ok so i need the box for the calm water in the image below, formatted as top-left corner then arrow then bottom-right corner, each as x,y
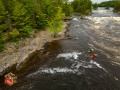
2,7 -> 120,90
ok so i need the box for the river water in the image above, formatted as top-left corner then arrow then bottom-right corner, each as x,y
2,7 -> 120,90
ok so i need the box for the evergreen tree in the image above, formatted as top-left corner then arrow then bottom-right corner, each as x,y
25,0 -> 47,29
40,0 -> 57,21
48,7 -> 65,37
0,0 -> 8,33
62,0 -> 73,17
72,0 -> 92,16
2,0 -> 14,31
0,0 -> 80,51
114,1 -> 120,13
0,0 -> 8,51
11,0 -> 31,39
12,0 -> 29,28
93,3 -> 99,10
99,1 -> 115,7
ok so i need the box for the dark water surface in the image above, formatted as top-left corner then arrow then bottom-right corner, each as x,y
1,8 -> 120,90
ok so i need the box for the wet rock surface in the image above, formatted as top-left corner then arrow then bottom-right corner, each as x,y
0,22 -> 68,76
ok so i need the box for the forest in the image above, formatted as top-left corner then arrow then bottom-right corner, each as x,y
0,0 -> 93,52
0,0 -> 120,52
93,0 -> 120,12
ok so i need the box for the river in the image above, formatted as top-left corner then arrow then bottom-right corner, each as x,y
2,7 -> 120,90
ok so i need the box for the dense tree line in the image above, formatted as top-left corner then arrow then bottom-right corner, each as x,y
0,0 -> 73,51
92,3 -> 99,10
98,0 -> 120,12
0,0 -> 92,51
114,0 -> 120,13
71,0 -> 92,17
99,1 -> 115,7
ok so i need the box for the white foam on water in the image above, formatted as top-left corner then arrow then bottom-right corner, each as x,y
87,17 -> 111,25
94,25 -> 100,29
86,17 -> 120,28
113,17 -> 120,22
78,63 -> 93,68
27,60 -> 104,78
27,51 -> 105,78
73,18 -> 79,21
72,60 -> 103,69
90,60 -> 103,69
41,68 -> 75,74
57,52 -> 82,60
72,61 -> 93,69
27,67 -> 78,78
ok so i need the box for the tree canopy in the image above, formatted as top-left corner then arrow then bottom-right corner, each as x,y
0,0 -> 72,51
0,0 -> 93,51
113,0 -> 120,13
71,0 -> 92,16
99,1 -> 115,7
98,0 -> 120,12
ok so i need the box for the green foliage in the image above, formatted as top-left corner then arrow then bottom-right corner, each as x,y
114,1 -> 120,13
20,25 -> 32,38
99,1 -> 115,7
0,29 -> 2,36
35,14 -> 48,29
0,24 -> 8,31
48,20 -> 63,37
0,0 -> 79,51
2,0 -> 13,14
62,2 -> 73,17
72,0 -> 92,16
0,28 -> 4,42
98,0 -> 120,13
12,0 -> 30,28
25,0 -> 47,29
40,0 -> 58,21
9,28 -> 20,42
0,39 -> 4,52
10,0 -> 32,41
48,7 -> 65,37
93,3 -> 99,10
0,0 -> 8,32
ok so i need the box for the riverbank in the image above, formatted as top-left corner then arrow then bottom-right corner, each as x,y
0,22 -> 69,76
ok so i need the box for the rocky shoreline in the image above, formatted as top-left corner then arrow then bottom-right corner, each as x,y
0,22 -> 69,76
